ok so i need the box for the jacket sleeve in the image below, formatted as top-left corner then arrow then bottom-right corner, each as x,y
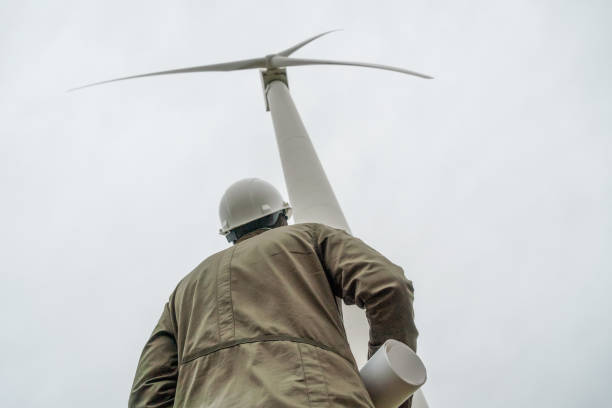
312,224 -> 418,357
128,302 -> 178,408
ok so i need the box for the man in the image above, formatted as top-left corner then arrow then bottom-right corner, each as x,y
129,178 -> 418,407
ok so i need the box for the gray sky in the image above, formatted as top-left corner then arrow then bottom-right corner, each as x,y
1,1 -> 611,407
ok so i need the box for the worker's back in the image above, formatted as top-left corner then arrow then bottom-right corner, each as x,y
129,223 -> 417,408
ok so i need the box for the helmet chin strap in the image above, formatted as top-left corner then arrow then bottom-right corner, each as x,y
227,211 -> 285,243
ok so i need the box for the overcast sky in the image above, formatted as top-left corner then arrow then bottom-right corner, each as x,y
1,1 -> 611,407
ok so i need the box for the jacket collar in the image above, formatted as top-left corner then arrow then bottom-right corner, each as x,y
235,228 -> 271,244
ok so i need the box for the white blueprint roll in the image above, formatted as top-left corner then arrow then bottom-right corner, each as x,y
359,339 -> 427,408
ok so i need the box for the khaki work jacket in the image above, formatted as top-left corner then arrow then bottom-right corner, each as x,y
129,223 -> 418,408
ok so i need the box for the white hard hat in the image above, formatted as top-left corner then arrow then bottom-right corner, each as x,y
218,178 -> 292,236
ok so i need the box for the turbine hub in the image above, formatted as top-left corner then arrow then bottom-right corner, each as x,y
264,54 -> 277,69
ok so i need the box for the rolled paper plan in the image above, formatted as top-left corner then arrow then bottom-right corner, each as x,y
359,339 -> 427,408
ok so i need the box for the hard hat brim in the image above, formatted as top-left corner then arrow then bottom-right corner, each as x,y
219,205 -> 292,235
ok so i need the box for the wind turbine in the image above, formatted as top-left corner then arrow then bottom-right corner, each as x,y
73,31 -> 432,407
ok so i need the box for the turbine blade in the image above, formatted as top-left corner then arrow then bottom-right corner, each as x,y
276,30 -> 341,57
270,56 -> 433,79
69,57 -> 266,91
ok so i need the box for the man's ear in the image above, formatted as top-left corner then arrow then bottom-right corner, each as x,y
276,213 -> 288,227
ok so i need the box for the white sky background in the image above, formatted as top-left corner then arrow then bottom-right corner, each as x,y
1,1 -> 611,407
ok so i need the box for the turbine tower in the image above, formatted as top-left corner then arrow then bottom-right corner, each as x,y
73,31 -> 432,407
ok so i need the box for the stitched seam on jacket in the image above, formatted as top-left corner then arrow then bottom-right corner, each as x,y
297,343 -> 313,408
215,256 -> 221,341
228,246 -> 236,338
180,335 -> 348,365
216,247 -> 235,341
314,346 -> 331,405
